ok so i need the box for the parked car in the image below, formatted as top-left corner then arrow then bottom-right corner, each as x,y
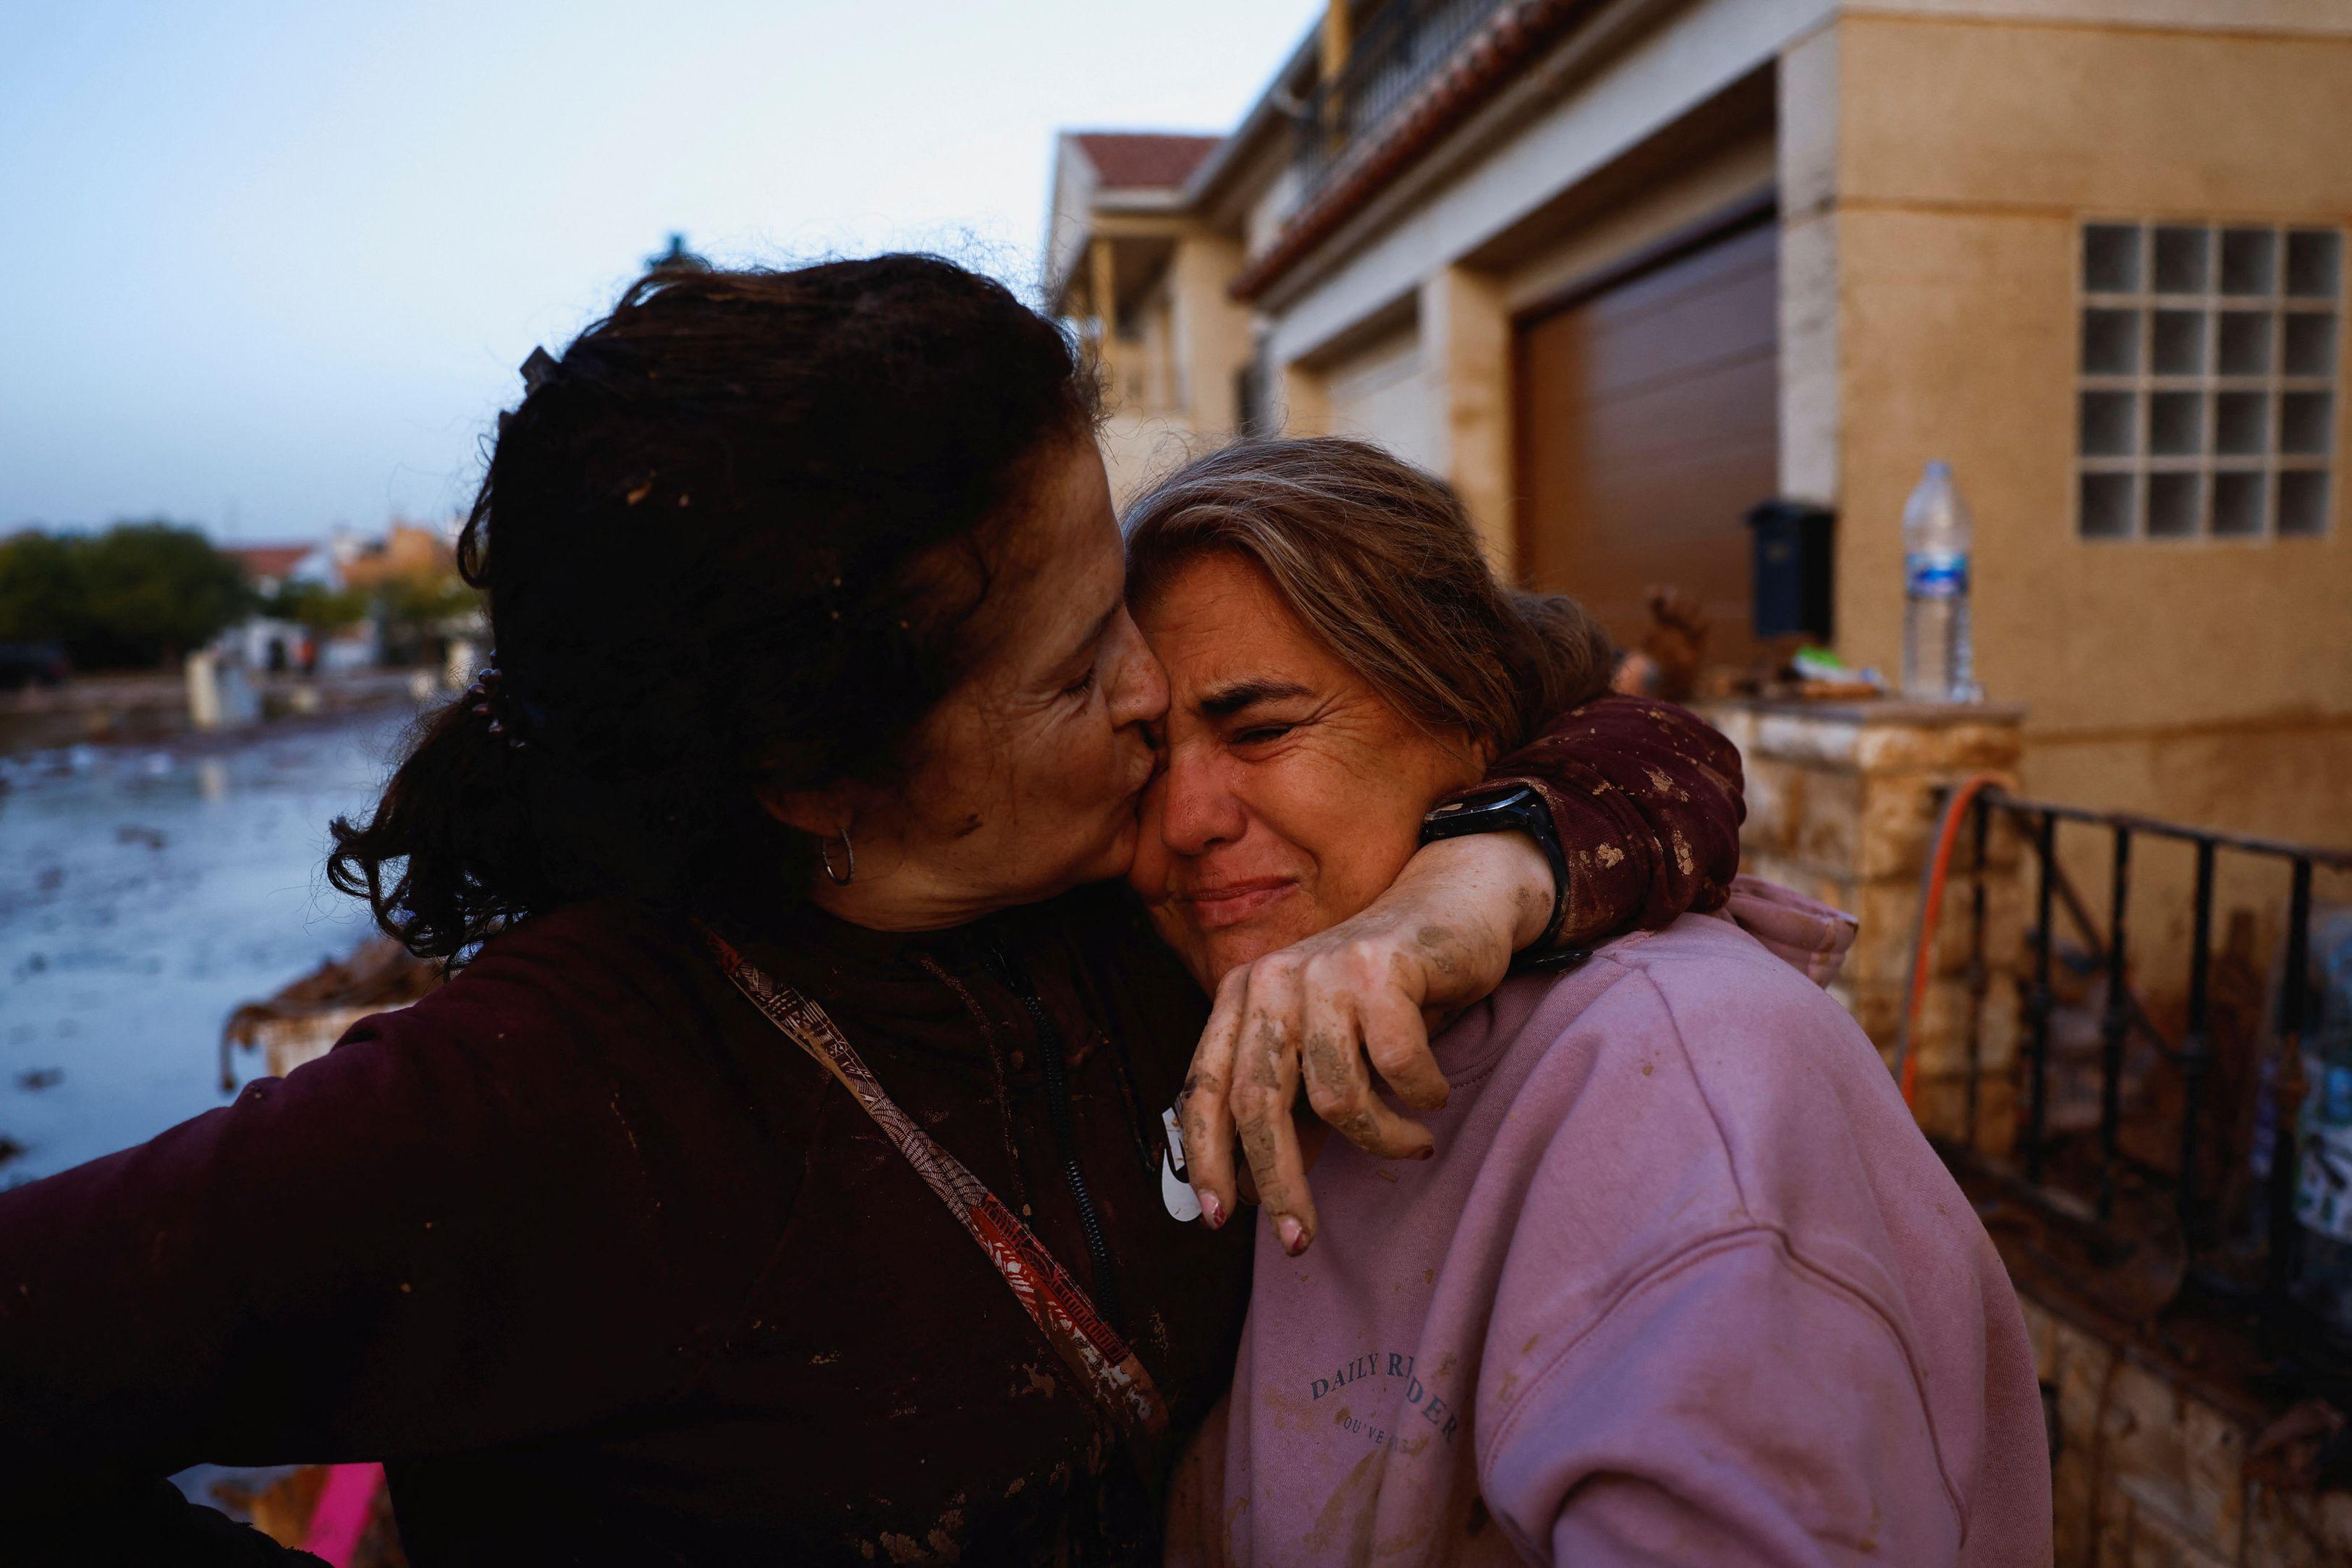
0,643 -> 69,691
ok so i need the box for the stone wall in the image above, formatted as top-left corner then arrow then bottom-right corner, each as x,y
1704,694 -> 2352,1565
1702,696 -> 2031,1150
2023,1292 -> 2352,1567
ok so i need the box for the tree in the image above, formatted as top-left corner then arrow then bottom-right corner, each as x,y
72,522 -> 253,667
0,531 -> 81,644
374,572 -> 482,668
266,580 -> 369,635
0,522 -> 252,669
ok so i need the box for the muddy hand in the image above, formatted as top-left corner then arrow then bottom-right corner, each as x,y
1177,831 -> 1552,1255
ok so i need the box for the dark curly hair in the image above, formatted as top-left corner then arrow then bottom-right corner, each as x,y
329,255 -> 1099,962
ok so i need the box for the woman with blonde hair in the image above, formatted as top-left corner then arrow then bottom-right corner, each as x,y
1130,438 -> 2049,1567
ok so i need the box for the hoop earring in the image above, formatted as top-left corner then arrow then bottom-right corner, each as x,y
820,830 -> 856,886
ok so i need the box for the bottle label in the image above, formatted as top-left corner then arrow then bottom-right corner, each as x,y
1905,550 -> 1968,599
2295,1061 -> 2352,1243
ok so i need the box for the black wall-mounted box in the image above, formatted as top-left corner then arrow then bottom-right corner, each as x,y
1746,499 -> 1835,642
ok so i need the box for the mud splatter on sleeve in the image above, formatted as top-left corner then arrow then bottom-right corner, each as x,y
1436,695 -> 1744,948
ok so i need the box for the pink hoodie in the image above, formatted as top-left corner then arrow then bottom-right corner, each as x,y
1168,899 -> 2050,1567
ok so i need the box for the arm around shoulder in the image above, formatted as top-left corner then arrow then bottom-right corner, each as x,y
1440,694 -> 1743,947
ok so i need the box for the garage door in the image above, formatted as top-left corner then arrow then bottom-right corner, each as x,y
1513,216 -> 1779,662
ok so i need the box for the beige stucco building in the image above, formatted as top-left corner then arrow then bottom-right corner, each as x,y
1045,0 -> 2352,881
1052,17 -> 2352,1551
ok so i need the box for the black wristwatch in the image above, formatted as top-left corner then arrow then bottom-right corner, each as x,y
1419,784 -> 1572,955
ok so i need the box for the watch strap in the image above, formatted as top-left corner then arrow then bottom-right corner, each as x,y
1419,784 -> 1572,952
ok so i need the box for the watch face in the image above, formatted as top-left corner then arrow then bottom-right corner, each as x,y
1426,787 -> 1534,825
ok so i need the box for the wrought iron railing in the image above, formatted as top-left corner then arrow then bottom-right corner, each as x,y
1938,786 -> 2352,1380
1293,0 -> 1510,202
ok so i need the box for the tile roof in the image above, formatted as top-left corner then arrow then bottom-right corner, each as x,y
1072,131 -> 1224,191
225,544 -> 319,581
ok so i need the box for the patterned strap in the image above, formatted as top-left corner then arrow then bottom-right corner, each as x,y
697,923 -> 1168,1446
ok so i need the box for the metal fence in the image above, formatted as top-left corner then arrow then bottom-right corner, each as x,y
1939,787 -> 2352,1378
1293,0 -> 1510,202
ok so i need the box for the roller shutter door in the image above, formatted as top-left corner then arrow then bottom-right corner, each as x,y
1513,216 -> 1779,661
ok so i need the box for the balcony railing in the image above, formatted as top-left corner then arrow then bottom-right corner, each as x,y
1937,786 -> 2352,1391
1293,0 -> 1510,203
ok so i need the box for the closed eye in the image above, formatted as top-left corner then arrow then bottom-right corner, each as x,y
1232,722 -> 1295,746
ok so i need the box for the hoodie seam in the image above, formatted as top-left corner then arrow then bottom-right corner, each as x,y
1609,960 -> 1970,1536
1478,1224 -> 1969,1543
1633,967 -> 1756,1218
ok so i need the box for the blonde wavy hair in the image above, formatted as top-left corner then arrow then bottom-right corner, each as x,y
1122,437 -> 1615,753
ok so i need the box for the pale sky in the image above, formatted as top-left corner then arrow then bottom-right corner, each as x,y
0,1 -> 1317,543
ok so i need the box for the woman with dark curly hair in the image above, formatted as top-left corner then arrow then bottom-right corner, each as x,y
0,256 -> 1743,1565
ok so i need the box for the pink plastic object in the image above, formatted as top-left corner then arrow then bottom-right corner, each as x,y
301,1462 -> 385,1565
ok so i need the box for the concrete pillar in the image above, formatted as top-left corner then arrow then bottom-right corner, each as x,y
1138,289 -> 1172,412
1169,234 -> 1254,436
187,650 -> 258,731
1701,696 -> 2031,1152
1273,359 -> 1329,438
1421,265 -> 1515,575
1090,237 -> 1120,406
1777,25 -> 1840,507
1321,0 -> 1351,84
1320,0 -> 1353,142
185,650 -> 222,731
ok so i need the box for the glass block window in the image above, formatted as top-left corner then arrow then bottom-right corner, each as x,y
2078,221 -> 2341,540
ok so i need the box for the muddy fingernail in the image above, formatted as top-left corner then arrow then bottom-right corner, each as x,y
1277,1216 -> 1306,1255
1415,1145 -> 1435,1161
1201,1192 -> 1225,1229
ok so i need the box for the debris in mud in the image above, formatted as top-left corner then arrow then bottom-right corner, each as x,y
15,1069 -> 61,1091
222,935 -> 442,1083
114,824 -> 167,849
0,1133 -> 25,1166
2249,1399 -> 2352,1491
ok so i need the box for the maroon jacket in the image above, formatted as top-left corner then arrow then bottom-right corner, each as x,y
0,698 -> 1742,1566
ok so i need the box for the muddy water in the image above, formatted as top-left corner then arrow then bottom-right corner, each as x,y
0,707 -> 419,1185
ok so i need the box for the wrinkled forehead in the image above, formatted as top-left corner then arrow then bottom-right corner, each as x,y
1134,550 -> 1345,715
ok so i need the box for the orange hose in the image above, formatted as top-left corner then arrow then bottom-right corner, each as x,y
1899,772 -> 2010,1109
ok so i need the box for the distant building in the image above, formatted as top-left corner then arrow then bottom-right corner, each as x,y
336,518 -> 479,672
1045,0 -> 2352,857
216,520 -> 468,674
334,520 -> 458,594
219,543 -> 336,671
221,543 -> 333,600
1046,130 -> 1254,500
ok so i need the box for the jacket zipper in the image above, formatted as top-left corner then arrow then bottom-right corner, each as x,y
991,938 -> 1126,1337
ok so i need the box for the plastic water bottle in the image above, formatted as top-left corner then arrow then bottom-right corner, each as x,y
1901,461 -> 1977,702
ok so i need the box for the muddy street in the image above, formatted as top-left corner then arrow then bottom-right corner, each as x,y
0,708 -> 419,1185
